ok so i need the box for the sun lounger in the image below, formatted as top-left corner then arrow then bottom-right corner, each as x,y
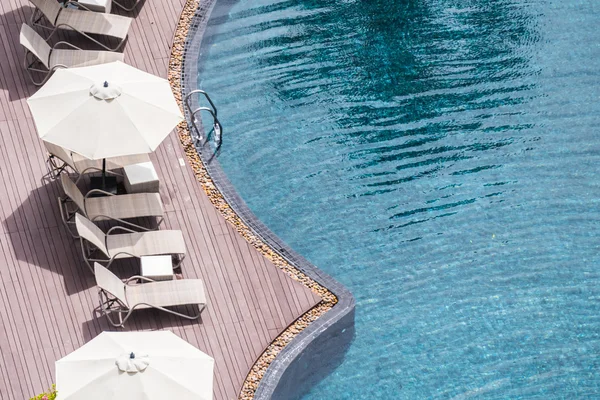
19,24 -> 123,86
29,0 -> 132,51
44,141 -> 150,180
95,262 -> 206,327
76,214 -> 186,272
59,174 -> 164,237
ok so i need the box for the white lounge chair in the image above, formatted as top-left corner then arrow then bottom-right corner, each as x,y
59,174 -> 164,237
95,263 -> 206,328
76,214 -> 186,272
44,141 -> 150,181
29,0 -> 133,51
20,24 -> 123,86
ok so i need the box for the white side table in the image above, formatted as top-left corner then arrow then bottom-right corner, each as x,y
77,0 -> 112,13
124,161 -> 160,194
140,255 -> 173,281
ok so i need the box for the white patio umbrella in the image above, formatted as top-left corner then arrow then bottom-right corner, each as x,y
55,331 -> 214,400
27,61 -> 183,184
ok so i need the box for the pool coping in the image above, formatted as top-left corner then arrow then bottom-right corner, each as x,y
169,0 -> 356,398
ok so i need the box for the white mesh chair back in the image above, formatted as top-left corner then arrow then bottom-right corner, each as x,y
75,214 -> 109,256
60,174 -> 86,212
94,263 -> 128,306
29,0 -> 61,24
19,24 -> 51,68
44,141 -> 77,171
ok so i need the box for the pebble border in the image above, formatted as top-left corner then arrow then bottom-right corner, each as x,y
167,1 -> 349,399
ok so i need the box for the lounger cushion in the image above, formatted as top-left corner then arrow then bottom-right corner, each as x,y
56,8 -> 132,40
126,280 -> 206,310
107,230 -> 186,259
85,192 -> 164,221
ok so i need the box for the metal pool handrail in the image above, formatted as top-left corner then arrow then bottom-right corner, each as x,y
184,89 -> 223,149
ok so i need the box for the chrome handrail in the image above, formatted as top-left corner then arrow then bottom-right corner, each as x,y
185,89 -> 218,116
183,89 -> 223,149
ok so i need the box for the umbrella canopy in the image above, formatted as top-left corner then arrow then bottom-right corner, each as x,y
56,331 -> 214,400
27,61 -> 184,160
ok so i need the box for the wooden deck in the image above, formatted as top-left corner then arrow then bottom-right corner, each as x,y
0,1 -> 321,399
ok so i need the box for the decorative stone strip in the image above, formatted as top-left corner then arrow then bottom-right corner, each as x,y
168,1 -> 354,399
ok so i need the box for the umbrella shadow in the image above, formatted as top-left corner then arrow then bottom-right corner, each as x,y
2,180 -> 100,295
3,177 -> 205,336
3,178 -> 158,296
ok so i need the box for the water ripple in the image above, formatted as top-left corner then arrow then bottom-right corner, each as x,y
198,0 -> 600,398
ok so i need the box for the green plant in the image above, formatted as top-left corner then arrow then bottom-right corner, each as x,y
30,384 -> 57,400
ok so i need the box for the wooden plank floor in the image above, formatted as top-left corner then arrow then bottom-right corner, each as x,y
0,1 -> 321,399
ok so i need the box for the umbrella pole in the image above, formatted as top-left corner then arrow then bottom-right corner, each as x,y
102,158 -> 106,190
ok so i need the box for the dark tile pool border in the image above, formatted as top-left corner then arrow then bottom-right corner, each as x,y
174,0 -> 356,398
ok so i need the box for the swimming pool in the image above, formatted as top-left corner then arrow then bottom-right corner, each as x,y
197,0 -> 600,398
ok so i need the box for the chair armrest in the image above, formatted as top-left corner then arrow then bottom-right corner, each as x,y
107,226 -> 137,235
125,275 -> 156,284
52,41 -> 83,51
85,189 -> 115,198
50,64 -> 68,72
91,215 -> 155,232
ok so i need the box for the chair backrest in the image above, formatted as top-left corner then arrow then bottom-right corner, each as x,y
44,141 -> 77,171
19,24 -> 51,68
29,0 -> 61,25
75,214 -> 108,256
60,173 -> 86,212
94,263 -> 128,306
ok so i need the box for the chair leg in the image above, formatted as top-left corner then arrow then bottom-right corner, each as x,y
41,26 -> 60,42
57,197 -> 80,239
80,240 -> 96,274
98,291 -> 131,328
23,51 -> 51,87
80,240 -> 112,273
30,8 -> 54,32
44,156 -> 67,180
26,67 -> 51,86
108,308 -> 132,328
103,306 -> 130,328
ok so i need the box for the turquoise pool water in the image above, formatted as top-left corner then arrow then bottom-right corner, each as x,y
197,0 -> 600,398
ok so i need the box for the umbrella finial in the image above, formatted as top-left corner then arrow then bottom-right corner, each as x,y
90,82 -> 122,100
116,352 -> 150,373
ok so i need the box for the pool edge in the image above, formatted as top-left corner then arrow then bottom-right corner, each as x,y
169,1 -> 356,399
